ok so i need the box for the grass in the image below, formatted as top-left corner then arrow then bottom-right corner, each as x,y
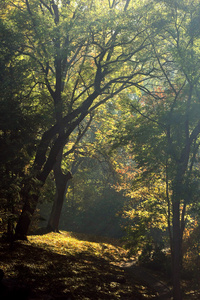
0,231 -> 156,299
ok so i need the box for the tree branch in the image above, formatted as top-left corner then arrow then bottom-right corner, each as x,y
64,113 -> 93,157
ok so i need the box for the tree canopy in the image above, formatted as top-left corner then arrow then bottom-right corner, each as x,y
1,1 -> 200,299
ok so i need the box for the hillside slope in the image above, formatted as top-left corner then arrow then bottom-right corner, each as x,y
0,231 -> 156,299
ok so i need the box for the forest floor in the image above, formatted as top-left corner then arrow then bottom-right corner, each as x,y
0,231 -> 199,299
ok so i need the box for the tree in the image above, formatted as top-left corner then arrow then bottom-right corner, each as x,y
47,114 -> 93,232
1,0 -> 156,239
111,1 -> 200,298
0,15 -> 44,238
47,95 -> 126,232
150,3 -> 200,298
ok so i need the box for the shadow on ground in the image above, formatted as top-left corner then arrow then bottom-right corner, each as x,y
0,233 -> 157,299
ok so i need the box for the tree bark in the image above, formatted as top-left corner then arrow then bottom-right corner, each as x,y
47,172 -> 72,232
47,149 -> 72,232
172,199 -> 182,300
14,95 -> 98,240
14,179 -> 44,240
171,169 -> 185,300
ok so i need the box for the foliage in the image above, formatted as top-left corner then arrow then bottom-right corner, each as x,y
38,98 -> 133,236
39,151 -> 127,238
106,1 -> 200,297
182,220 -> 200,278
1,1 -> 200,298
0,16 -> 44,235
138,242 -> 170,274
0,0 -> 159,239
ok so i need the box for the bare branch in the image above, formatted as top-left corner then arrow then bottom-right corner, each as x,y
64,113 -> 93,157
124,0 -> 131,11
130,104 -> 165,128
39,0 -> 54,15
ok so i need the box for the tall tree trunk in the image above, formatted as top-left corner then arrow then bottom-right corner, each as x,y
171,171 -> 184,300
47,171 -> 72,232
172,200 -> 182,300
47,112 -> 92,232
47,149 -> 72,232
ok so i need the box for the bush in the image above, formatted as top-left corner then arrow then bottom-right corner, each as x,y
138,242 -> 171,274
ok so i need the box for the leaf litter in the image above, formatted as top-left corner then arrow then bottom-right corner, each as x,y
0,231 -> 156,299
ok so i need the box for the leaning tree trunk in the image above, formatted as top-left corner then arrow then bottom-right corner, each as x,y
14,178 -> 44,240
14,91 -> 99,240
14,132 -> 68,240
47,149 -> 72,232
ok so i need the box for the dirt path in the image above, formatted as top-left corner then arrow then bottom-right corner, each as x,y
120,260 -> 172,299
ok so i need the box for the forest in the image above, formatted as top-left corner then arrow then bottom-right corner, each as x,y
1,0 -> 200,299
